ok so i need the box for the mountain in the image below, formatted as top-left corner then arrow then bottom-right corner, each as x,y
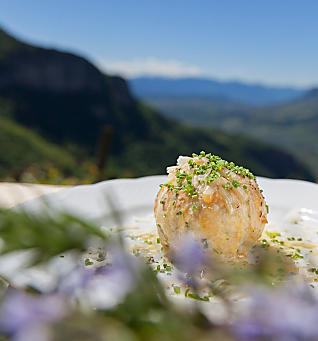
141,89 -> 318,179
0,116 -> 76,180
139,96 -> 250,127
0,27 -> 314,182
129,77 -> 305,106
218,90 -> 318,178
0,28 -> 150,152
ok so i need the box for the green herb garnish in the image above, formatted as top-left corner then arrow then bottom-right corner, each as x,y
213,248 -> 222,255
85,258 -> 94,266
266,232 -> 281,239
232,180 -> 240,188
160,152 -> 255,198
173,286 -> 181,294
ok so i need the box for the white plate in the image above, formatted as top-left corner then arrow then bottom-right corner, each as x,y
17,175 -> 318,226
5,176 -> 318,301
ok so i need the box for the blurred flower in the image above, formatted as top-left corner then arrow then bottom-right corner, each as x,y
14,324 -> 52,341
86,248 -> 139,309
0,289 -> 67,341
57,265 -> 93,295
170,235 -> 208,288
58,247 -> 139,309
171,235 -> 208,275
232,283 -> 318,341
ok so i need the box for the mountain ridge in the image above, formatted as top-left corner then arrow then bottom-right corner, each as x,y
130,76 -> 306,106
139,88 -> 318,179
0,27 -> 314,181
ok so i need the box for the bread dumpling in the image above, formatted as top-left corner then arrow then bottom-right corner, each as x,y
154,152 -> 268,261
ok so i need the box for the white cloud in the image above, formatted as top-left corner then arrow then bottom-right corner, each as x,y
94,57 -> 315,88
96,58 -> 203,78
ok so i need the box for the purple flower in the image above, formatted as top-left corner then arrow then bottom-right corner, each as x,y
86,248 -> 139,309
171,235 -> 208,275
57,265 -> 93,295
169,235 -> 208,289
57,247 -> 139,309
232,284 -> 318,340
14,324 -> 52,341
0,289 -> 67,341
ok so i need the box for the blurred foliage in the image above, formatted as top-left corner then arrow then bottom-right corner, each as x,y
0,209 -> 106,265
0,208 -> 303,341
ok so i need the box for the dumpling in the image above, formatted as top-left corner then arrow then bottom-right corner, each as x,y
154,152 -> 268,261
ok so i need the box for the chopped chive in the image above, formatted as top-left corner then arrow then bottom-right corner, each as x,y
213,248 -> 222,255
266,232 -> 281,238
173,286 -> 181,294
85,258 -> 94,266
232,180 -> 240,188
165,265 -> 172,271
160,152 -> 255,198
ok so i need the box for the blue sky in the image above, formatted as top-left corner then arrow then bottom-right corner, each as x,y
0,0 -> 317,87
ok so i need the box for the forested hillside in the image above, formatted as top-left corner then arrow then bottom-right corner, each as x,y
0,28 -> 314,182
141,89 -> 318,179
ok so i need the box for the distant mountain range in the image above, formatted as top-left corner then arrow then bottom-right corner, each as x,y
0,27 -> 314,182
130,76 -> 307,106
135,81 -> 318,179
